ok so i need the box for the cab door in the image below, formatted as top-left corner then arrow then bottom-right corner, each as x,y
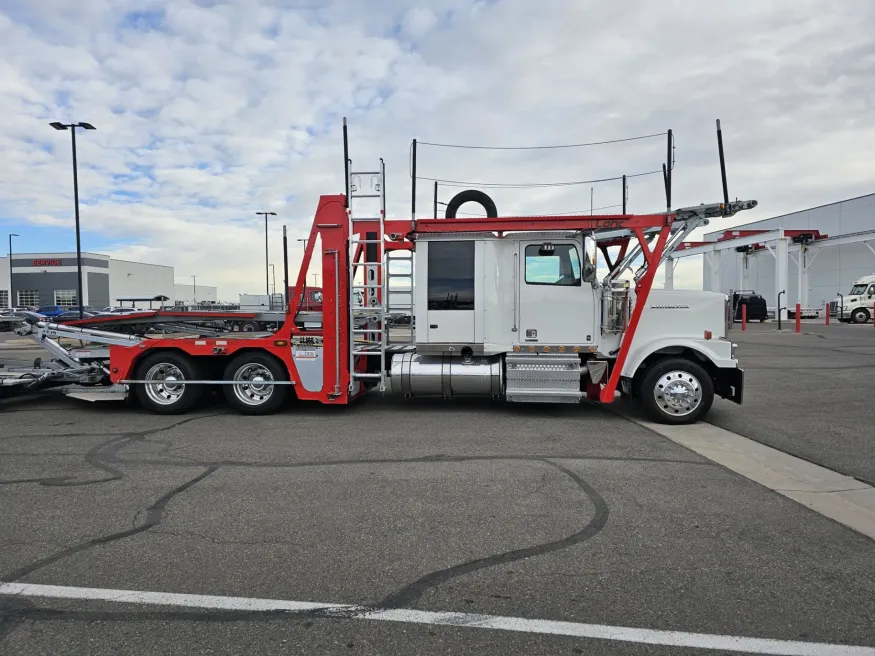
517,239 -> 596,346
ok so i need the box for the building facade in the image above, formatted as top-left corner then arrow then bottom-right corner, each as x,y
173,282 -> 218,305
700,193 -> 875,309
1,252 -> 197,309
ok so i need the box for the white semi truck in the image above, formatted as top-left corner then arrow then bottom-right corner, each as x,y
836,274 -> 875,324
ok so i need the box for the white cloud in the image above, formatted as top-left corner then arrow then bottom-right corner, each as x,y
1,0 -> 873,298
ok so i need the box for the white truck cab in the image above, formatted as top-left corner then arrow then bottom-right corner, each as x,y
392,229 -> 742,424
837,274 -> 875,324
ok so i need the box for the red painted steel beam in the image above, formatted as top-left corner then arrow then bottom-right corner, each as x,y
599,224 -> 671,403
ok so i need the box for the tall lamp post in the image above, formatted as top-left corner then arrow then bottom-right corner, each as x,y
191,275 -> 196,305
8,233 -> 18,309
255,211 -> 276,298
50,121 -> 96,319
269,264 -> 276,296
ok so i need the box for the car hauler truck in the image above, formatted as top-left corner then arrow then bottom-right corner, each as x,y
3,119 -> 754,424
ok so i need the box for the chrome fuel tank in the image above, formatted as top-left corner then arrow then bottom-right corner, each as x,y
389,352 -> 503,398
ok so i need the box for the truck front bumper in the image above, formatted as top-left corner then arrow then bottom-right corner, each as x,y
715,366 -> 744,405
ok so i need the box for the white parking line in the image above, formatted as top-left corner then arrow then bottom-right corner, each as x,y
634,419 -> 875,541
1,582 -> 872,655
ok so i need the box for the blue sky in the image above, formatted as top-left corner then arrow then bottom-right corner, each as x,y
2,0 -> 874,296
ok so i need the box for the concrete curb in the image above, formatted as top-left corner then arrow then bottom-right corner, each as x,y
636,419 -> 875,542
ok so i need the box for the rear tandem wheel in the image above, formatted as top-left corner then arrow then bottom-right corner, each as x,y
133,351 -> 203,415
222,352 -> 289,415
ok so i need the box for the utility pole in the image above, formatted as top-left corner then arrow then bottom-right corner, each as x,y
191,275 -> 196,305
255,211 -> 276,298
8,233 -> 19,308
50,121 -> 96,318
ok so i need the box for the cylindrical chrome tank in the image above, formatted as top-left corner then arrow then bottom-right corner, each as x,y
389,352 -> 503,398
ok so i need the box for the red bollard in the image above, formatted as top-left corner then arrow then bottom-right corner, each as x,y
741,303 -> 747,331
825,302 -> 830,326
795,303 -> 801,333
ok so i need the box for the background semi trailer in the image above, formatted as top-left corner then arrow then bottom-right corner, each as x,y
2,118 -> 753,424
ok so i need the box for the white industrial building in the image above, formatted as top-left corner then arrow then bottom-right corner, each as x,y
174,282 -> 218,305
1,252 -> 217,309
667,193 -> 875,318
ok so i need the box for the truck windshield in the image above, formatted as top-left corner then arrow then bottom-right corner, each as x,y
849,284 -> 868,295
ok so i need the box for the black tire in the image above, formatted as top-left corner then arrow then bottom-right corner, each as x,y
445,189 -> 498,219
222,352 -> 289,415
133,351 -> 203,415
851,308 -> 870,324
639,358 -> 714,425
240,320 -> 260,332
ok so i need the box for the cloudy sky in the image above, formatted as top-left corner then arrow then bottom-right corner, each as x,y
1,0 -> 873,298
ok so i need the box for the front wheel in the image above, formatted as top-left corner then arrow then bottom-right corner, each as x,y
134,352 -> 203,415
639,358 -> 714,425
222,353 -> 289,415
851,308 -> 870,324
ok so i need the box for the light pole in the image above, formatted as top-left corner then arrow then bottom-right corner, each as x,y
191,275 -> 196,305
312,273 -> 320,286
7,233 -> 18,309
50,121 -> 96,319
255,211 -> 276,298
269,264 -> 276,296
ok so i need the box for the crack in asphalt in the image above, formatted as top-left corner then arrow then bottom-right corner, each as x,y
0,409 -> 693,633
1,466 -> 218,584
0,414 -> 227,487
376,459 -> 610,609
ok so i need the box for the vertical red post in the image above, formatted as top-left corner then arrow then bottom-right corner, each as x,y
795,303 -> 801,333
825,302 -> 830,326
741,303 -> 747,331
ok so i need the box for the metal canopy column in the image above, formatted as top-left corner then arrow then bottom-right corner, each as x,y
775,228 -> 789,320
737,251 -> 744,291
708,247 -> 725,293
664,257 -> 675,290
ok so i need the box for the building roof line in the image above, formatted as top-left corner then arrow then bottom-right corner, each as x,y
704,191 -> 875,238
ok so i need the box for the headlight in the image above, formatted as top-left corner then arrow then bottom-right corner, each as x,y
731,342 -> 738,359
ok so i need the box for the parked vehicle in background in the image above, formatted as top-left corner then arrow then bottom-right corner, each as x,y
298,287 -> 323,311
99,307 -> 141,315
36,305 -> 68,317
55,311 -> 98,323
731,291 -> 768,322
836,274 -> 875,324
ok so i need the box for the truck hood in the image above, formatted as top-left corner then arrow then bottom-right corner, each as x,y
636,289 -> 728,339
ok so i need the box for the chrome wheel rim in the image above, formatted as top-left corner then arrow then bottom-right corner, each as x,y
653,370 -> 702,417
233,363 -> 275,406
144,363 -> 186,406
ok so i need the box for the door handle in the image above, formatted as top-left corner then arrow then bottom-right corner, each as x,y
429,324 -> 438,329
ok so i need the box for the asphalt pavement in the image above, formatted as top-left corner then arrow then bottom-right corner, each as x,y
708,321 -> 875,485
2,387 -> 875,655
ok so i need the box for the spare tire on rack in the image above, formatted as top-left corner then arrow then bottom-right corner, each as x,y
445,190 -> 498,219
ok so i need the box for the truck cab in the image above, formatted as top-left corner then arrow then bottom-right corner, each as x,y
837,274 -> 875,324
392,229 -> 742,424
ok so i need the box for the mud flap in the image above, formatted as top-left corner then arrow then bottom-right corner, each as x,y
715,367 -> 744,405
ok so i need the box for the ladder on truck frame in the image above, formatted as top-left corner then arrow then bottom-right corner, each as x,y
347,159 -> 388,391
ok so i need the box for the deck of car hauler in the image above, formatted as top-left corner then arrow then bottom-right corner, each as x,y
3,118 -> 754,423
